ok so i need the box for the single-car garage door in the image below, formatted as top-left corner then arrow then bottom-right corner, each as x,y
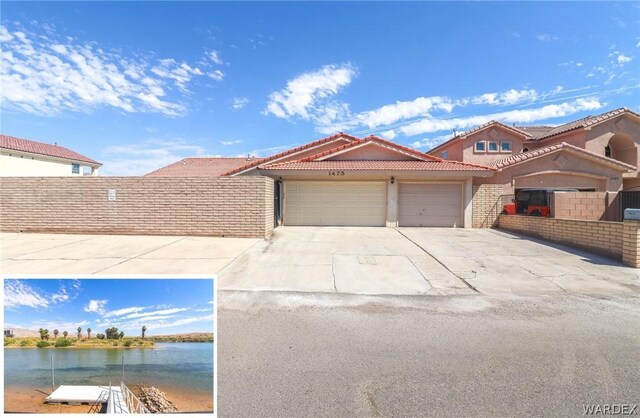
284,181 -> 386,226
398,183 -> 463,227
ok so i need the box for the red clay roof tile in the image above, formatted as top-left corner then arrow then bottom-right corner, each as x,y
0,134 -> 101,165
145,157 -> 252,177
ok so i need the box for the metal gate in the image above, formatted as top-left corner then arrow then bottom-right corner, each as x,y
620,191 -> 640,219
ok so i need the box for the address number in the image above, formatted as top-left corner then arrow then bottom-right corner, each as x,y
328,171 -> 345,176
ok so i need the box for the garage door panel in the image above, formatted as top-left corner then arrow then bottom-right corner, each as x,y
398,183 -> 463,227
285,181 -> 386,226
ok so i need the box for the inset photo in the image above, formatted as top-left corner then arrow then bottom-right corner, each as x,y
3,278 -> 215,414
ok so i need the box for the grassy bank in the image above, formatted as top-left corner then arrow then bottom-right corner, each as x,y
148,332 -> 214,343
4,337 -> 155,349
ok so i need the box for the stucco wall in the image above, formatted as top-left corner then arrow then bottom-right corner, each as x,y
0,177 -> 275,238
461,127 -> 526,165
0,152 -> 90,177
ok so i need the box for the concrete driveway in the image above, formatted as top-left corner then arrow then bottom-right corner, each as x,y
0,232 -> 258,275
218,226 -> 640,297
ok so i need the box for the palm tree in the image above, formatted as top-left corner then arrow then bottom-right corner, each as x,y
87,328 -> 92,339
43,329 -> 49,341
77,326 -> 82,339
63,331 -> 68,338
53,329 -> 59,339
39,328 -> 44,340
119,331 -> 124,340
142,326 -> 147,339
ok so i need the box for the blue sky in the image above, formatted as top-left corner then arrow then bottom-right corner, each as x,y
1,2 -> 638,175
4,279 -> 214,336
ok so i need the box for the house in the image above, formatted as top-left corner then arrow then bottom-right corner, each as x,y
429,108 -> 640,193
222,134 -> 496,227
0,134 -> 101,177
145,157 -> 252,177
4,330 -> 14,338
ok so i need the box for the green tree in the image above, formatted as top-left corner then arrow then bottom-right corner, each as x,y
43,329 -> 49,341
87,328 -> 92,339
119,331 -> 124,339
36,340 -> 50,348
77,326 -> 82,339
63,331 -> 68,338
142,326 -> 147,339
39,328 -> 44,340
53,329 -> 59,339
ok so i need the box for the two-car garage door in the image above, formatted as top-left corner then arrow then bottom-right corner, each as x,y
283,181 -> 463,227
284,181 -> 386,226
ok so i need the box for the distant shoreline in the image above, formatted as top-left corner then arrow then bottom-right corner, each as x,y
4,333 -> 214,349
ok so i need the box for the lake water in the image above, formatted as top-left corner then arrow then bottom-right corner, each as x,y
4,343 -> 214,393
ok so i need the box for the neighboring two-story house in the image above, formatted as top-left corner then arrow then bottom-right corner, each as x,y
429,108 -> 640,194
0,134 -> 101,177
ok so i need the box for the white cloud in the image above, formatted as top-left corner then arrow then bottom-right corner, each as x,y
208,50 -> 224,65
84,299 -> 108,315
400,98 -> 603,136
411,134 -> 455,150
0,22 -> 213,117
4,280 -> 49,309
536,34 -> 558,42
380,129 -> 397,140
468,89 -> 537,106
100,138 -> 210,176
104,306 -> 145,318
265,63 -> 357,120
355,96 -> 454,129
220,139 -> 242,146
232,97 -> 249,110
617,54 -> 632,64
124,308 -> 188,319
208,70 -> 224,81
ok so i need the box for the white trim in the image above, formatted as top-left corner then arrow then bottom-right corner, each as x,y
487,141 -> 499,153
474,141 -> 486,153
500,140 -> 512,153
513,170 -> 608,181
0,148 -> 101,168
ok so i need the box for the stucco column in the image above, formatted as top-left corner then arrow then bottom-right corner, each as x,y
386,179 -> 398,227
623,220 -> 640,268
464,178 -> 473,228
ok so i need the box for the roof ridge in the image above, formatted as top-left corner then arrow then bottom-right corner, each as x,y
221,132 -> 361,176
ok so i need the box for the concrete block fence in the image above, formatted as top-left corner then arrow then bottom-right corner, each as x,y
0,176 -> 275,238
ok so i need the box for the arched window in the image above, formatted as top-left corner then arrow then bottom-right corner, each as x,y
605,145 -> 611,158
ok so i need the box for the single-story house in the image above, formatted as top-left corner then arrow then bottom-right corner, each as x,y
147,108 -> 638,228
0,134 -> 101,176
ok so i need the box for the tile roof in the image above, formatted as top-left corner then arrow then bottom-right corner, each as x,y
260,160 -> 495,172
221,132 -> 360,176
299,135 -> 438,162
489,142 -> 636,171
515,125 -> 554,139
0,134 -> 101,165
428,120 -> 531,153
534,107 -> 638,141
145,157 -> 252,177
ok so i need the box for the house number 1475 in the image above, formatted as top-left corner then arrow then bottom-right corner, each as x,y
328,171 -> 345,176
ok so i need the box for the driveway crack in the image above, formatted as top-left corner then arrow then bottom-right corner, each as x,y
91,236 -> 190,274
395,229 -> 479,293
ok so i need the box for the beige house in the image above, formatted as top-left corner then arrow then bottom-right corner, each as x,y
429,108 -> 640,193
0,134 -> 101,177
222,134 -> 495,227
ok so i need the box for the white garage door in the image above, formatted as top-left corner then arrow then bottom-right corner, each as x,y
284,181 -> 386,226
398,183 -> 463,227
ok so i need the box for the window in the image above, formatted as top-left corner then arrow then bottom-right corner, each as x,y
441,151 -> 448,159
474,141 -> 486,153
605,145 -> 611,158
488,141 -> 498,152
72,163 -> 80,174
500,141 -> 512,153
522,147 -> 529,152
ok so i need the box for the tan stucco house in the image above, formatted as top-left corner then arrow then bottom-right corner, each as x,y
429,108 -> 640,193
0,134 -> 101,177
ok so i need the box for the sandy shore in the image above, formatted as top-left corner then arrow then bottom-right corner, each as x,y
4,385 -> 213,413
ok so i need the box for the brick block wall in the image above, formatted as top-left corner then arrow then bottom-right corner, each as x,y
498,215 -> 623,260
551,192 -> 611,221
472,184 -> 504,228
0,177 -> 275,238
623,220 -> 640,267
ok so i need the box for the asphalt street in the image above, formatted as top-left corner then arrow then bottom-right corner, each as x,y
218,292 -> 640,417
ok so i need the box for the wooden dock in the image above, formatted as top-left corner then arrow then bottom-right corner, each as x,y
45,383 -> 147,413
